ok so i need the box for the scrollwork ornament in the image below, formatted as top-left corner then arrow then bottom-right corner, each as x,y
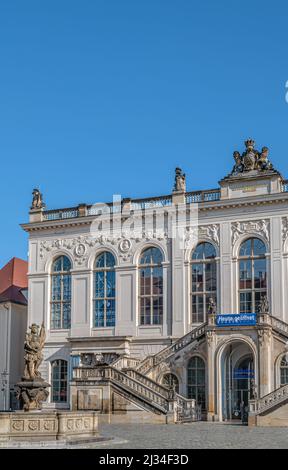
231,220 -> 269,247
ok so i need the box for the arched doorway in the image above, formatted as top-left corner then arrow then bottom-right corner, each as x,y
220,341 -> 255,421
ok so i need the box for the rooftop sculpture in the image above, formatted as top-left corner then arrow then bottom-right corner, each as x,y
231,140 -> 274,175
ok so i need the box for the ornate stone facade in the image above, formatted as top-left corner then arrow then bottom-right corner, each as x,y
21,139 -> 288,424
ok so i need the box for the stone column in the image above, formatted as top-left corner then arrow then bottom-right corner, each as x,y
258,326 -> 273,397
206,325 -> 217,421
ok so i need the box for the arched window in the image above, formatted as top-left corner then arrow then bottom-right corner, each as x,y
239,238 -> 267,313
93,251 -> 116,327
187,356 -> 206,409
162,373 -> 179,393
51,255 -> 71,329
51,360 -> 68,402
139,247 -> 163,325
280,356 -> 288,386
191,242 -> 217,323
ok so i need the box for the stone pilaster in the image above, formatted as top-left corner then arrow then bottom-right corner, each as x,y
258,327 -> 273,397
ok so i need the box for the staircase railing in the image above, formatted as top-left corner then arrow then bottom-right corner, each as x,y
73,366 -> 170,413
124,368 -> 172,398
137,323 -> 206,375
72,365 -> 201,421
111,355 -> 141,370
175,395 -> 201,422
249,384 -> 288,415
257,313 -> 288,337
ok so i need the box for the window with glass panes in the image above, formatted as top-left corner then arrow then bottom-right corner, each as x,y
51,360 -> 68,402
187,356 -> 206,409
239,238 -> 267,314
139,247 -> 163,325
93,252 -> 116,327
280,356 -> 288,385
51,256 -> 71,329
191,242 -> 217,323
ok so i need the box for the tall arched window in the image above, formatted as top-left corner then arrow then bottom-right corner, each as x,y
280,356 -> 288,386
187,356 -> 206,409
51,255 -> 71,329
93,251 -> 116,327
239,237 -> 267,313
191,242 -> 217,323
139,247 -> 163,325
51,359 -> 68,402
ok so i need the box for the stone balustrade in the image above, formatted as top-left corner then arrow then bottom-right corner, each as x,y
249,384 -> 288,415
136,323 -> 206,375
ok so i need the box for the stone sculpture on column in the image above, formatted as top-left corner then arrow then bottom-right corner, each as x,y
16,323 -> 50,411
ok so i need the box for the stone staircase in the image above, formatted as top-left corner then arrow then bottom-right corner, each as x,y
72,364 -> 200,422
135,323 -> 206,376
249,384 -> 288,426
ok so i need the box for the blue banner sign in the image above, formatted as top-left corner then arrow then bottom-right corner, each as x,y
233,368 -> 255,379
216,313 -> 257,327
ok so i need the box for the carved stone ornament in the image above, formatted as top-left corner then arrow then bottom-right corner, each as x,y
231,220 -> 269,247
119,238 -> 132,253
282,217 -> 288,249
229,139 -> 274,175
206,330 -> 215,347
74,243 -> 87,257
184,224 -> 219,249
258,328 -> 272,347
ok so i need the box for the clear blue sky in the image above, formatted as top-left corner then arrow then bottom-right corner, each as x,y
1,0 -> 288,267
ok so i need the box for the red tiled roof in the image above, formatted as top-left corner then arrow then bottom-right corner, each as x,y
0,258 -> 28,294
0,285 -> 28,306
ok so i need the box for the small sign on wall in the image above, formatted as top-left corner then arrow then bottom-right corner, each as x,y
216,313 -> 257,327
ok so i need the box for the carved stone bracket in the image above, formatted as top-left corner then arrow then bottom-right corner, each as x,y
206,330 -> 216,347
282,217 -> 288,249
231,220 -> 270,247
258,328 -> 272,347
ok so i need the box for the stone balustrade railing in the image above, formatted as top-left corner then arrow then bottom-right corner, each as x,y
282,180 -> 288,192
72,364 -> 201,421
136,323 -> 206,375
257,313 -> 288,337
249,384 -> 288,415
111,355 -> 141,370
130,195 -> 172,210
39,188 -> 224,222
43,208 -> 79,220
175,394 -> 201,422
185,189 -> 220,204
124,369 -> 172,399
73,366 -> 170,412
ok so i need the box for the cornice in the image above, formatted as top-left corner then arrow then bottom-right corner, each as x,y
21,192 -> 288,233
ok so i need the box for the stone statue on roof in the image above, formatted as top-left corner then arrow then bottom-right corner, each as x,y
31,188 -> 45,210
174,167 -> 186,192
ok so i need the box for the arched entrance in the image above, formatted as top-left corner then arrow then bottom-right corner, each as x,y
220,340 -> 255,422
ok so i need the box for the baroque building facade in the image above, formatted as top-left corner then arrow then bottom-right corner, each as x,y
22,140 -> 288,424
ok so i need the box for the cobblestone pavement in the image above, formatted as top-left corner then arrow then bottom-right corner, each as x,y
2,422 -> 288,449
96,422 -> 288,449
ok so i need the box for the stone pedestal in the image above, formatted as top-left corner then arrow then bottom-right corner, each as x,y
16,378 -> 50,411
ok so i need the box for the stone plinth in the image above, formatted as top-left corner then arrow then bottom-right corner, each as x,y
16,379 -> 50,411
0,411 -> 98,442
